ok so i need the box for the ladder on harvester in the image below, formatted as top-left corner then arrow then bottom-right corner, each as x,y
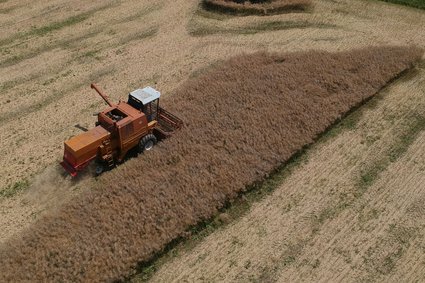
103,139 -> 114,168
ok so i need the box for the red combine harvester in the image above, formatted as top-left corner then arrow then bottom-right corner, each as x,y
60,84 -> 183,176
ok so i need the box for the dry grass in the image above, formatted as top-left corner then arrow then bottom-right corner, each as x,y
203,0 -> 313,15
0,46 -> 421,282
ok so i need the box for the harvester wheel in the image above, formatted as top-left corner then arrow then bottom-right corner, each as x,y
95,164 -> 104,176
139,134 -> 157,153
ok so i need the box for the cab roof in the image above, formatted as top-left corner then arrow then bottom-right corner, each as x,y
129,87 -> 160,105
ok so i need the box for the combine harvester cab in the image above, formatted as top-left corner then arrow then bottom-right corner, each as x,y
60,84 -> 183,177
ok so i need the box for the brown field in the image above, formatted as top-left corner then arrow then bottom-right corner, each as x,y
0,47 -> 421,281
202,0 -> 312,15
0,0 -> 424,282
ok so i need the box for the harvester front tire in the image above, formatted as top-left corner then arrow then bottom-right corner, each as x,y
139,134 -> 157,153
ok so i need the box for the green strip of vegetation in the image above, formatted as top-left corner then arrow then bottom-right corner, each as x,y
117,2 -> 164,23
195,5 -> 232,21
358,113 -> 425,191
0,66 -> 115,124
189,20 -> 333,36
0,14 -> 88,47
119,26 -> 159,45
27,13 -> 91,37
0,180 -> 29,199
0,29 -> 102,68
361,223 -> 418,281
0,2 -> 118,48
0,3 -> 160,69
379,0 -> 425,10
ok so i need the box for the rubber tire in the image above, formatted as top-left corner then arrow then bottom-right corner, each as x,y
95,164 -> 104,176
139,134 -> 157,153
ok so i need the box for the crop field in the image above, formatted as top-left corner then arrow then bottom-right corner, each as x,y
0,0 -> 424,282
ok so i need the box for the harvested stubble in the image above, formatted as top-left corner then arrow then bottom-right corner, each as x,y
0,46 -> 422,282
202,0 -> 312,15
